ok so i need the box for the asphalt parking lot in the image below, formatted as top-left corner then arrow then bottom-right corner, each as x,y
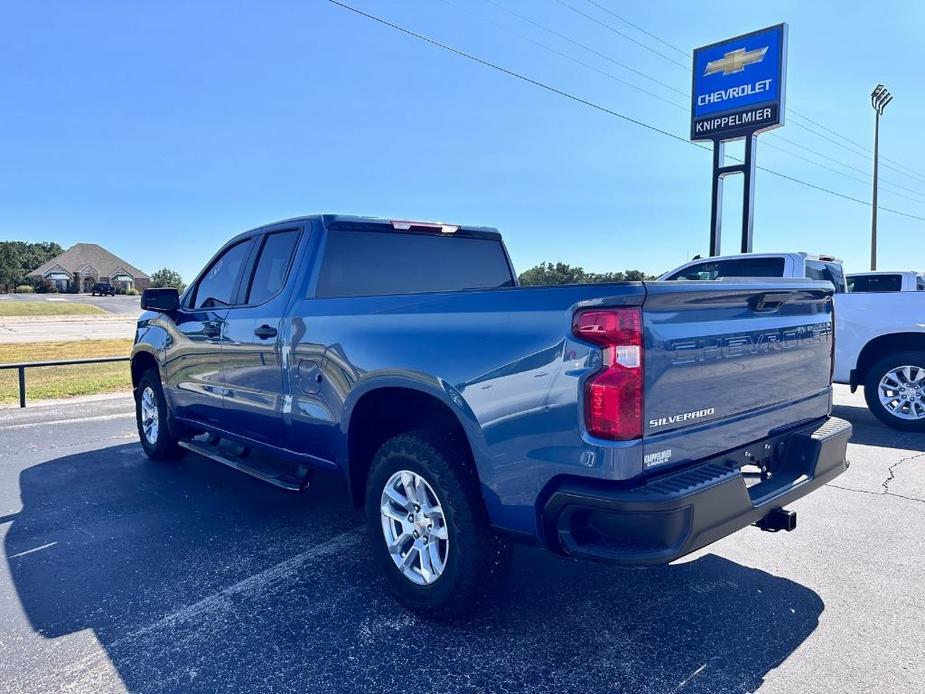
0,386 -> 922,693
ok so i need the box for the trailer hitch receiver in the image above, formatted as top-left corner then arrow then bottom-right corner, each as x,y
755,507 -> 797,532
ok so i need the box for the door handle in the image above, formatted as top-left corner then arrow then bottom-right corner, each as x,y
254,324 -> 278,340
202,322 -> 221,338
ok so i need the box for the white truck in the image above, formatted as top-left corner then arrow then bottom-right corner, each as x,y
661,253 -> 925,431
847,271 -> 925,293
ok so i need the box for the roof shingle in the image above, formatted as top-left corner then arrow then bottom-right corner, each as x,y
27,243 -> 149,279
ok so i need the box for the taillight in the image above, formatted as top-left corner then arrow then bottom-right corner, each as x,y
573,307 -> 644,440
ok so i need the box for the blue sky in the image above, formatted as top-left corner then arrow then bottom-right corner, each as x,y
3,1 -> 925,281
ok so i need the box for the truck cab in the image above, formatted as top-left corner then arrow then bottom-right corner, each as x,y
660,252 -> 847,292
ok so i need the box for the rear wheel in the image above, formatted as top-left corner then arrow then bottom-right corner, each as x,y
136,369 -> 183,459
365,430 -> 511,619
864,351 -> 925,431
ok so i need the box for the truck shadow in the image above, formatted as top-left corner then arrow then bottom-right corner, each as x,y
832,400 -> 925,451
4,443 -> 824,693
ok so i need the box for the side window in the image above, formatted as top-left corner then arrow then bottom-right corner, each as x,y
669,257 -> 784,281
191,239 -> 253,309
917,277 -> 925,291
732,257 -> 785,278
668,261 -> 720,280
246,230 -> 301,304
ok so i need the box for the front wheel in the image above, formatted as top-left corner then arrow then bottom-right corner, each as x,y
365,430 -> 511,619
864,351 -> 925,431
135,369 -> 184,459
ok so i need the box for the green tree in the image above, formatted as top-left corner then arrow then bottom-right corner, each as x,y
150,267 -> 186,293
518,262 -> 588,286
0,241 -> 64,292
518,262 -> 656,286
0,244 -> 17,293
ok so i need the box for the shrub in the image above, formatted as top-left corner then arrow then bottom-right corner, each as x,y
125,288 -> 139,296
15,285 -> 34,293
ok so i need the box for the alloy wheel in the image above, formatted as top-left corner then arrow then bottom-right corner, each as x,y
380,470 -> 449,586
878,365 -> 925,420
141,386 -> 160,444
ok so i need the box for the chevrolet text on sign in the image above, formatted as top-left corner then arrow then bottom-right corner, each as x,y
690,24 -> 787,141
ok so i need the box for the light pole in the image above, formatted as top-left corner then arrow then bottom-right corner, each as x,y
870,84 -> 893,271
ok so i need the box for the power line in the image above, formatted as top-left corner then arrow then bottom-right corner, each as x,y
789,109 -> 925,184
472,1 -> 925,202
769,134 -> 925,203
789,116 -> 925,186
325,0 -> 925,223
479,0 -> 687,97
580,0 -> 689,58
440,0 -> 688,111
577,0 -> 925,186
550,0 -> 689,69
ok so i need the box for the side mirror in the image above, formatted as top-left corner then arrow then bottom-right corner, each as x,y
141,287 -> 180,312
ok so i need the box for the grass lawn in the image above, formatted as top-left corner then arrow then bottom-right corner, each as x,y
0,301 -> 106,317
0,339 -> 133,404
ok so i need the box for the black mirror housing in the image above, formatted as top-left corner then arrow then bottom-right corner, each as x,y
141,287 -> 180,312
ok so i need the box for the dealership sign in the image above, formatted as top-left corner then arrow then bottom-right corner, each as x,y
691,24 -> 788,141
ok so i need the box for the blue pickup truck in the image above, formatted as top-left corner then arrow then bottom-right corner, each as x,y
132,215 -> 851,617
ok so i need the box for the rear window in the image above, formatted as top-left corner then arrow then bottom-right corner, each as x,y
667,257 -> 784,280
315,230 -> 515,298
805,261 -> 846,292
848,274 -> 902,292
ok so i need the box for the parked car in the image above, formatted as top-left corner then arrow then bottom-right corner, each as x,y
661,252 -> 925,431
132,216 -> 850,616
91,282 -> 115,296
847,271 -> 925,293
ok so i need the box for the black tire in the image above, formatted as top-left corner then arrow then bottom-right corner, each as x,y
864,351 -> 925,432
365,430 -> 511,619
135,369 -> 184,460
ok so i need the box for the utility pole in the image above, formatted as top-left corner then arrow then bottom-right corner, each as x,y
870,84 -> 892,271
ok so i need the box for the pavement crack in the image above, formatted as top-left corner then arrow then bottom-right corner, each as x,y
826,482 -> 925,506
881,451 -> 925,495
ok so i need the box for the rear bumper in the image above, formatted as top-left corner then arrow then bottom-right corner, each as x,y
543,416 -> 852,565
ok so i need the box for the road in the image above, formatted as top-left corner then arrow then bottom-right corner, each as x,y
0,294 -> 140,343
0,294 -> 143,316
0,386 -> 922,693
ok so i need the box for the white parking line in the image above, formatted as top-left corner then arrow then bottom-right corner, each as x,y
110,526 -> 364,647
8,542 -> 58,559
11,527 -> 365,692
0,413 -> 134,431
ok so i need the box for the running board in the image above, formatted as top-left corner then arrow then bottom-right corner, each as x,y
178,440 -> 308,492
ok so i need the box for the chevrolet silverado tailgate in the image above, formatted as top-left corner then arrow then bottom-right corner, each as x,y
641,279 -> 834,471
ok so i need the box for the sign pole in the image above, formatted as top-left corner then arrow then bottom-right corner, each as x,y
740,134 -> 757,253
691,23 -> 787,256
709,141 -> 725,256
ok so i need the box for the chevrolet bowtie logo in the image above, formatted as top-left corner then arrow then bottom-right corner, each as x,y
704,46 -> 768,76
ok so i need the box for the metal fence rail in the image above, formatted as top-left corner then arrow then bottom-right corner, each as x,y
0,356 -> 130,408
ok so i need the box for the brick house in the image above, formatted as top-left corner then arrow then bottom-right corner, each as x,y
27,243 -> 150,293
